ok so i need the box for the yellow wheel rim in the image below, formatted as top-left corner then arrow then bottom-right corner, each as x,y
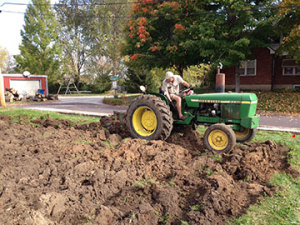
132,106 -> 157,137
208,130 -> 228,151
235,128 -> 250,140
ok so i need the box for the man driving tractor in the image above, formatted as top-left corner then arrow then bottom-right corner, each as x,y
161,71 -> 193,120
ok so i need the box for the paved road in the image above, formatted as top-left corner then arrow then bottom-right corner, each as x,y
15,96 -> 300,130
16,96 -> 127,116
260,115 -> 300,129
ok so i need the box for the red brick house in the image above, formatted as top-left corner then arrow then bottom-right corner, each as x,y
223,45 -> 300,90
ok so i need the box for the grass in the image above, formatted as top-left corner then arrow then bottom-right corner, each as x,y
181,220 -> 190,225
252,130 -> 300,171
0,107 -> 99,125
103,95 -> 140,106
230,174 -> 300,225
134,178 -> 154,188
229,130 -> 300,224
6,100 -> 56,105
190,203 -> 204,212
102,98 -> 125,106
210,154 -> 223,163
197,125 -> 300,224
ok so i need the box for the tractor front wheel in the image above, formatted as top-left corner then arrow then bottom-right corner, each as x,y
234,128 -> 257,143
126,95 -> 173,140
204,124 -> 236,153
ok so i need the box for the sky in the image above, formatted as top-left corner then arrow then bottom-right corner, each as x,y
0,0 -> 58,55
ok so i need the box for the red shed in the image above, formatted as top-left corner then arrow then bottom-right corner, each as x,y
2,74 -> 48,96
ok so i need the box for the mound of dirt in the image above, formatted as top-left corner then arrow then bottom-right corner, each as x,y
0,116 -> 297,225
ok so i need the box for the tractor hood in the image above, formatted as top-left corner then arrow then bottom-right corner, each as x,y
185,93 -> 258,107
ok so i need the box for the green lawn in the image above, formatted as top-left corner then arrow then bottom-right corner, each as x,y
231,173 -> 300,225
200,126 -> 300,225
102,95 -> 141,106
0,107 -> 99,125
230,130 -> 300,225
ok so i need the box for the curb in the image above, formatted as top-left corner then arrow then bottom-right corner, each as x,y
258,126 -> 300,134
21,107 -> 300,133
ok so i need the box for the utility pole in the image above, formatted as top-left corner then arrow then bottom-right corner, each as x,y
0,68 -> 6,107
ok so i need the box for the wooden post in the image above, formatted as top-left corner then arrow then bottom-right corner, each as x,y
0,68 -> 6,107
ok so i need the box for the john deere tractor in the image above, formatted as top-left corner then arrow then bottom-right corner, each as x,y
126,87 -> 259,153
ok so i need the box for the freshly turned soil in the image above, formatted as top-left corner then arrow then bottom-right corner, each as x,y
0,115 -> 297,225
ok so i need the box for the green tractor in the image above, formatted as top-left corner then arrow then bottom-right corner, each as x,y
126,86 -> 259,153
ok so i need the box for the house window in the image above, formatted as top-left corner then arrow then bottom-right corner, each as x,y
282,59 -> 300,75
239,60 -> 256,76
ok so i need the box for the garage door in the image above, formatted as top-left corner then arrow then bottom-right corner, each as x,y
10,80 -> 41,96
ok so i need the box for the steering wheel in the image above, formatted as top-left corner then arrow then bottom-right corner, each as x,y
180,87 -> 193,96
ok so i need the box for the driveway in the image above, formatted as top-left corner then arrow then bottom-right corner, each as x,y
15,96 -> 127,116
15,96 -> 300,131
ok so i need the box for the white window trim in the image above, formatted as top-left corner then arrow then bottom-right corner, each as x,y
294,85 -> 300,90
282,59 -> 300,76
239,60 -> 257,76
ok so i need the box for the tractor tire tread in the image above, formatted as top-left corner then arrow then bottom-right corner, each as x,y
126,94 -> 173,140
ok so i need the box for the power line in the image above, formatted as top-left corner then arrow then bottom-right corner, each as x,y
0,3 -> 299,19
0,10 -> 25,14
0,1 -> 142,7
1,0 -> 299,8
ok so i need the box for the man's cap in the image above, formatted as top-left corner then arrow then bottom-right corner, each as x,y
165,71 -> 174,80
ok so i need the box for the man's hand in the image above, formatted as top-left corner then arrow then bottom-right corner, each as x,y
167,97 -> 174,107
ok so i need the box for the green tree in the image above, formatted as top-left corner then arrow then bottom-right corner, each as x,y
15,0 -> 61,85
0,46 -> 9,72
55,0 -> 130,91
84,57 -> 113,93
122,0 -> 275,92
122,0 -> 206,75
124,67 -> 156,93
55,0 -> 91,87
276,0 -> 300,61
86,0 -> 131,79
183,64 -> 210,86
192,0 -> 275,92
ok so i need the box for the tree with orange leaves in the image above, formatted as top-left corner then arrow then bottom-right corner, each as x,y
122,0 -> 275,82
277,0 -> 300,61
122,0 -> 205,76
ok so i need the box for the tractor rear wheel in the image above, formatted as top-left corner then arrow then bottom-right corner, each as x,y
234,128 -> 257,143
204,123 -> 236,153
126,95 -> 173,140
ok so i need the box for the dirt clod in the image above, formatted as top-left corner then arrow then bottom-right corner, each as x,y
0,116 -> 297,225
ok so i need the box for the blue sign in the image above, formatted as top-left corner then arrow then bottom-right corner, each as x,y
110,76 -> 119,81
